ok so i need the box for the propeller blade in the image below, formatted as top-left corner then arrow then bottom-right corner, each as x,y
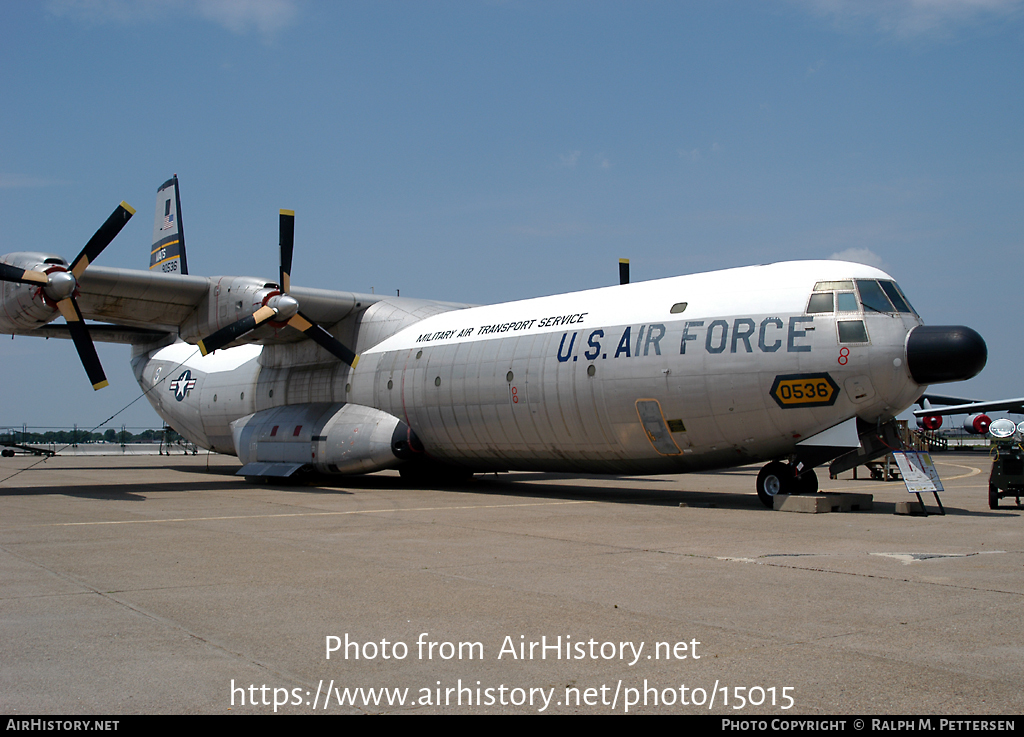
286,312 -> 359,367
197,304 -> 278,356
194,208 -> 360,366
277,210 -> 359,366
56,298 -> 108,390
0,200 -> 133,389
70,201 -> 136,278
279,209 -> 294,294
0,262 -> 49,286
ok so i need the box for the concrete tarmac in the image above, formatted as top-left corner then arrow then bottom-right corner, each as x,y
0,451 -> 1020,715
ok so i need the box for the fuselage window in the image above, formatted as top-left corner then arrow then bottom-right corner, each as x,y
838,320 -> 869,343
856,280 -> 894,313
670,302 -> 688,314
807,293 -> 834,313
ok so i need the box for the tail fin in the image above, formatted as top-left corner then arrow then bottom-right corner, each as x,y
150,175 -> 188,274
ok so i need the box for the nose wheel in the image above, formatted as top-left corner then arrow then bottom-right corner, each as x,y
756,462 -> 817,508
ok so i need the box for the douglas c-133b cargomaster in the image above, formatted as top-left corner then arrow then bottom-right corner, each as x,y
0,177 -> 988,507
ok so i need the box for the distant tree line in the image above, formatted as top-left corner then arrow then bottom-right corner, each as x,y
0,428 -> 168,446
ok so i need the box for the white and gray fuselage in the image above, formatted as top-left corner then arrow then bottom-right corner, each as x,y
134,260 -> 926,475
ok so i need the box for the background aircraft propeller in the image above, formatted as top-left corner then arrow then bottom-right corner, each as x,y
197,210 -> 359,367
0,201 -> 135,389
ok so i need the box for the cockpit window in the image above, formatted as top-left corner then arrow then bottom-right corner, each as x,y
807,293 -> 834,313
856,280 -> 894,313
894,282 -> 917,315
807,282 -> 859,315
879,281 -> 914,314
813,280 -> 854,291
809,278 -> 916,318
836,292 -> 858,312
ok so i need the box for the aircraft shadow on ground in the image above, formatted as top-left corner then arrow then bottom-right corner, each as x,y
164,463 -> 757,507
3,461 -> 1005,515
290,471 -> 765,510
0,479 -> 249,501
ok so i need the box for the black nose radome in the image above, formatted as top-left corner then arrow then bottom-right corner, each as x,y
906,325 -> 987,385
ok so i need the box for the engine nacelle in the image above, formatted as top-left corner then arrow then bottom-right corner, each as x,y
232,402 -> 420,476
177,276 -> 282,346
916,415 -> 943,431
0,253 -> 66,332
963,413 -> 991,434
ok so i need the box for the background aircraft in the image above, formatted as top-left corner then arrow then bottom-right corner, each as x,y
913,395 -> 1024,435
0,178 -> 988,507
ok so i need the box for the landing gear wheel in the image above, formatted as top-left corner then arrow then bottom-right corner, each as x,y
989,483 -> 999,510
795,468 -> 818,496
757,461 -> 795,509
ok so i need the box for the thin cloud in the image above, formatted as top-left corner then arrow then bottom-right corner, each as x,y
197,0 -> 298,36
0,174 -> 71,189
806,59 -> 826,76
829,247 -> 885,268
556,151 -> 611,170
791,0 -> 1024,37
47,0 -> 298,37
510,222 -> 590,238
557,151 -> 582,168
678,144 -> 719,162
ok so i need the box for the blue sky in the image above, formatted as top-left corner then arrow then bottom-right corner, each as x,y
1,0 -> 1022,430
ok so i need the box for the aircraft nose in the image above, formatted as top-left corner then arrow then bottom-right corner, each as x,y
905,325 -> 987,385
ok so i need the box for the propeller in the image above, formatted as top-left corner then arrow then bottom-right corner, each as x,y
0,201 -> 136,390
197,210 -> 359,367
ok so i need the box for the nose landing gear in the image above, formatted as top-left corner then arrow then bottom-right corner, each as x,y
756,461 -> 818,508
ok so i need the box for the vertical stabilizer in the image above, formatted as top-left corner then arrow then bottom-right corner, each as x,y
150,175 -> 188,274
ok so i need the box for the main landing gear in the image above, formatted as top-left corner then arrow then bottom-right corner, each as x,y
756,461 -> 818,509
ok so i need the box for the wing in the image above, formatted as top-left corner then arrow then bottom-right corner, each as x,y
913,394 -> 1024,417
78,265 -> 376,336
18,323 -> 172,344
0,185 -> 460,386
2,261 -> 381,344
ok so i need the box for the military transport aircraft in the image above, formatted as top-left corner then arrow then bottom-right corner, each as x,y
913,395 -> 1024,435
0,177 -> 988,507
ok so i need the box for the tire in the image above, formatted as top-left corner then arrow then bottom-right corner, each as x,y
796,468 -> 819,496
757,461 -> 794,509
989,483 -> 999,510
